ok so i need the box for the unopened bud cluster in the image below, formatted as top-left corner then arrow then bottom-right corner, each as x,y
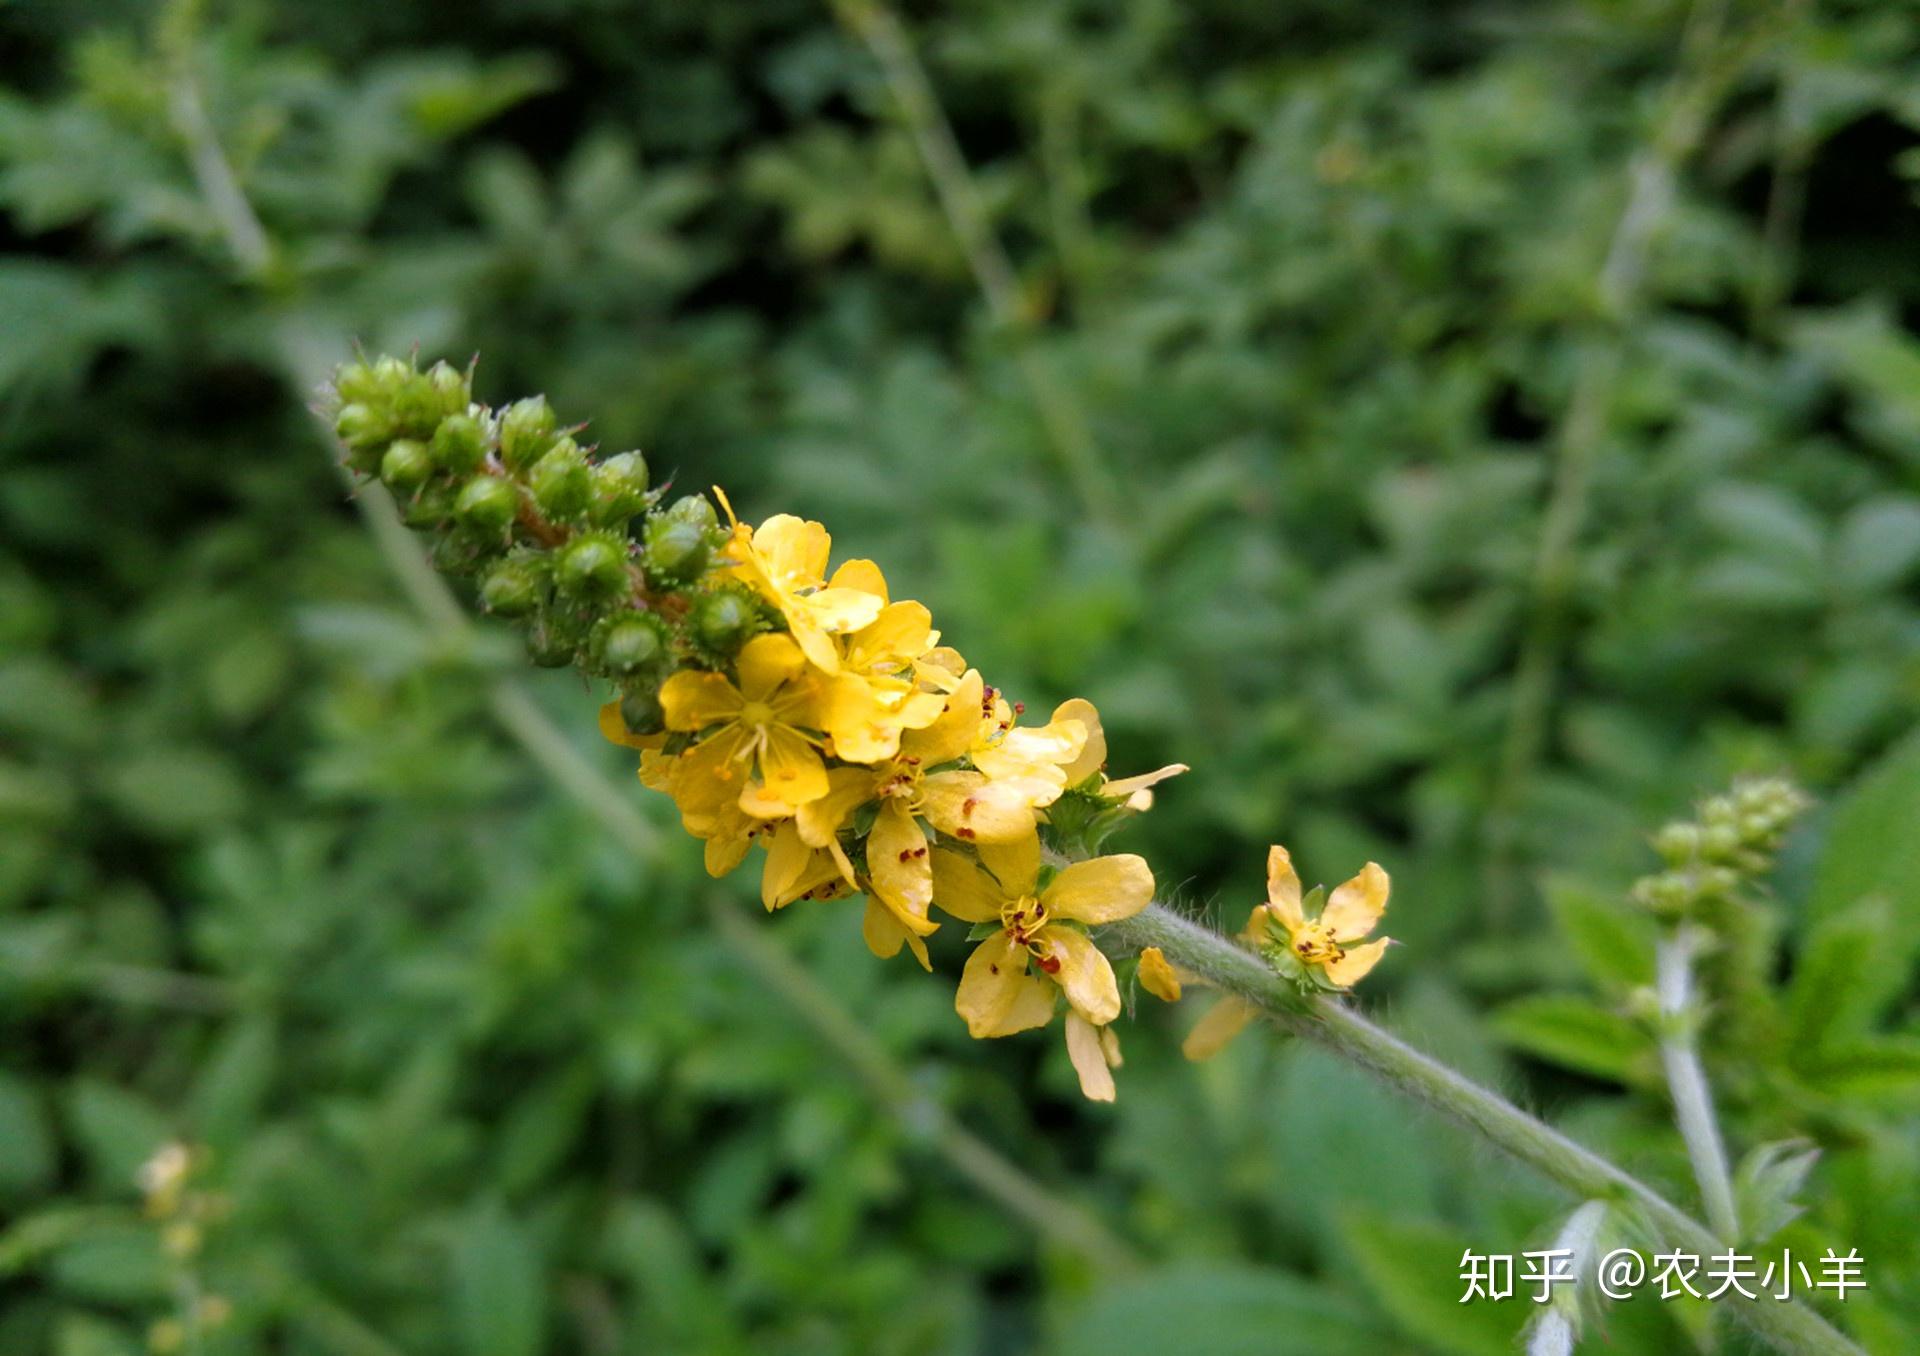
1632,777 -> 1810,918
326,354 -> 769,725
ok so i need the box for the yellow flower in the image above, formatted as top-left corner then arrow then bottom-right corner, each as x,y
934,840 -> 1154,1036
1053,697 -> 1188,809
1180,903 -> 1267,1060
819,566 -> 948,764
902,683 -> 1090,847
1137,946 -> 1182,1003
1065,1012 -> 1124,1102
759,820 -> 855,910
1262,844 -> 1391,989
658,633 -> 830,813
717,492 -> 884,673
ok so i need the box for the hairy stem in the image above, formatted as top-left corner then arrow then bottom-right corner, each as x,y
1103,904 -> 1861,1356
1658,926 -> 1741,1240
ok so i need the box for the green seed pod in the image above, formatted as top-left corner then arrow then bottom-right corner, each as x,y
499,396 -> 559,471
403,482 -> 456,529
618,688 -> 666,736
333,359 -> 380,406
530,439 -> 593,520
689,589 -> 755,657
379,438 -> 433,491
642,496 -> 718,584
526,619 -> 576,668
391,370 -> 445,437
430,533 -> 482,578
425,361 -> 469,417
556,531 -> 632,602
430,412 -> 489,476
480,559 -> 543,617
589,450 -> 651,526
334,402 -> 389,452
594,611 -> 669,674
455,474 -> 521,534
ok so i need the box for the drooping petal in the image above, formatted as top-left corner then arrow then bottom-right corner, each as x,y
1182,997 -> 1257,1061
1098,1024 -> 1122,1068
1104,763 -> 1189,799
704,832 -> 752,879
757,726 -> 829,806
1265,845 -> 1304,930
921,770 -> 1039,844
1042,854 -> 1154,924
976,832 -> 1040,899
1322,937 -> 1390,988
760,821 -> 812,910
1321,862 -> 1389,943
660,670 -> 742,732
1065,1013 -> 1116,1102
1040,926 -> 1120,1025
598,700 -> 662,750
1137,947 -> 1182,1003
867,801 -> 933,928
903,670 -> 984,766
929,848 -> 1004,924
1052,698 -> 1107,785
862,897 -> 931,971
735,633 -> 809,699
982,974 -> 1056,1036
956,933 -> 1035,1038
797,766 -> 877,848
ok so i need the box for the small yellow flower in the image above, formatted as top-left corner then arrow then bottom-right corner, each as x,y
717,494 -> 884,673
1262,845 -> 1391,990
658,633 -> 830,812
934,841 -> 1154,1036
1137,946 -> 1182,1003
1053,697 -> 1188,809
759,820 -> 856,911
819,570 -> 948,763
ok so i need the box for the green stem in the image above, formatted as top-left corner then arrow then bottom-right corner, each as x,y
1103,904 -> 1861,1356
1658,926 -> 1741,1240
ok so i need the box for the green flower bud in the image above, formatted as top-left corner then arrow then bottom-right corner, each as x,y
499,396 -> 559,471
689,589 -> 756,656
403,482 -> 456,529
425,360 -> 469,417
589,450 -> 651,525
526,619 -> 576,668
391,370 -> 445,437
642,496 -> 718,584
455,474 -> 520,534
593,611 -> 669,673
1700,823 -> 1740,861
618,688 -> 665,736
556,531 -> 632,602
379,438 -> 433,491
430,533 -> 483,578
480,559 -> 543,617
431,412 -> 489,476
1653,822 -> 1701,865
530,439 -> 593,520
334,402 -> 389,452
333,359 -> 380,406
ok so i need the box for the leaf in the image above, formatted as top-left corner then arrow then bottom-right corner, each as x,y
450,1199 -> 546,1356
189,1015 -> 279,1149
1545,876 -> 1656,992
63,1081 -> 171,1192
1799,1038 -> 1920,1103
1490,994 -> 1653,1084
1810,725 -> 1920,938
1337,1211 -> 1522,1356
0,1072 -> 57,1198
1833,496 -> 1920,594
1786,896 -> 1915,1059
1048,1264 -> 1388,1356
1733,1140 -> 1819,1243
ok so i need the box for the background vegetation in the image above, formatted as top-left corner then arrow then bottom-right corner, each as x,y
4,0 -> 1920,1352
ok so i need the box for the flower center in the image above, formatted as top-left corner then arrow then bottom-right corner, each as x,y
738,700 -> 776,728
1290,921 -> 1343,966
1000,894 -> 1050,947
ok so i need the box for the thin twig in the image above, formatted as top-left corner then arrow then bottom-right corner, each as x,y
832,0 -> 1124,530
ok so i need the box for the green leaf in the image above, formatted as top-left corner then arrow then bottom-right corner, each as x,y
63,1081 -> 170,1192
0,1072 -> 56,1198
1048,1264 -> 1388,1356
1545,876 -> 1655,992
1811,726 -> 1920,938
1833,496 -> 1920,594
1799,1038 -> 1920,1103
1490,994 -> 1653,1084
450,1199 -> 546,1356
48,1226 -> 167,1305
1337,1211 -> 1522,1356
1787,896 -> 1915,1058
189,1015 -> 278,1149
1733,1140 -> 1819,1243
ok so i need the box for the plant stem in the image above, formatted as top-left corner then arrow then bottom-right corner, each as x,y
1657,926 -> 1741,1241
832,0 -> 1124,532
1103,904 -> 1861,1356
1524,1200 -> 1608,1356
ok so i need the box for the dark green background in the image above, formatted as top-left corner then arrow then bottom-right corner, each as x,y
4,1 -> 1920,1352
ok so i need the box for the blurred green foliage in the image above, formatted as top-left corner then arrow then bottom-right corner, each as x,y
3,0 -> 1920,1352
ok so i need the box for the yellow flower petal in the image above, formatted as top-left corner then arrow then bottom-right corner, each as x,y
862,896 -> 932,971
797,766 -> 877,848
660,670 -> 742,732
1182,996 -> 1257,1061
1321,861 -> 1389,943
1323,936 -> 1390,988
1137,947 -> 1182,1003
1042,854 -> 1154,925
735,633 -> 809,699
1104,763 -> 1189,799
983,974 -> 1056,1036
903,670 -> 984,766
704,833 -> 752,879
757,726 -> 829,806
920,770 -> 1039,844
1052,698 -> 1107,785
846,600 -> 932,669
867,800 -> 933,927
1265,845 -> 1304,930
972,715 -> 1086,784
1099,1024 -> 1122,1068
824,674 -> 904,764
760,821 -> 812,910
597,700 -> 662,751
1039,926 -> 1120,1025
929,847 -> 1004,924
829,558 -> 889,602
802,586 -> 886,640
976,833 -> 1040,900
957,933 -> 1037,1038
751,514 -> 831,584
1065,1013 -> 1116,1102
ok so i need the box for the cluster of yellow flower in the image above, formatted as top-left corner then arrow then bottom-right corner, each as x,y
600,495 -> 1393,1098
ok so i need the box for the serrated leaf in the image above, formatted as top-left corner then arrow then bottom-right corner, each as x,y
1733,1140 -> 1819,1243
1545,876 -> 1655,992
1490,994 -> 1652,1084
1338,1211 -> 1522,1356
1049,1263 -> 1388,1356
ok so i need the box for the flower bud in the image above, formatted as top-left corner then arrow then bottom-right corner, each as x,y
431,412 -> 489,476
594,611 -> 669,674
499,396 -> 558,471
689,589 -> 755,656
1700,823 -> 1740,861
619,688 -> 666,735
556,531 -> 632,602
526,619 -> 576,668
454,474 -> 520,534
425,360 -> 469,417
391,370 -> 446,437
1653,822 -> 1701,865
530,439 -> 593,519
403,483 -> 455,529
480,559 -> 542,617
642,496 -> 718,584
379,438 -> 433,491
334,402 -> 389,453
333,359 -> 381,405
589,450 -> 651,525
